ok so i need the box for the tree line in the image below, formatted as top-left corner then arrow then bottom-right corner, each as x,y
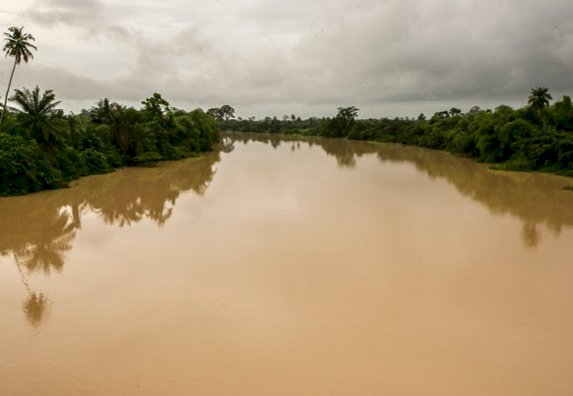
2,26 -> 573,196
0,27 -> 220,196
215,89 -> 573,177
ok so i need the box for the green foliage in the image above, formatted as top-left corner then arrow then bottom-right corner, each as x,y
322,106 -> 359,138
552,96 -> 573,131
216,88 -> 573,178
3,84 -> 573,196
528,87 -> 552,111
10,86 -> 62,144
3,26 -> 36,64
0,133 -> 60,195
0,88 -> 220,196
80,148 -> 110,174
141,93 -> 170,122
207,105 -> 235,122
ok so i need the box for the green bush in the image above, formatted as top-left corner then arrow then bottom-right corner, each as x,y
0,133 -> 61,195
80,148 -> 110,174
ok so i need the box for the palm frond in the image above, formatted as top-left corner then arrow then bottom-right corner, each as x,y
3,26 -> 37,64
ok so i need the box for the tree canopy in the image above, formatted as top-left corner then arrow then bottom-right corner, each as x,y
0,89 -> 221,196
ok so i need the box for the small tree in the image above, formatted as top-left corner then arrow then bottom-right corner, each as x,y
141,93 -> 170,121
220,104 -> 235,121
323,106 -> 359,137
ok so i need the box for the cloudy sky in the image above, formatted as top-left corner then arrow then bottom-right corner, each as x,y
0,0 -> 571,118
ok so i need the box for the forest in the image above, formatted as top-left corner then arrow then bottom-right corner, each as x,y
0,91 -> 220,196
214,88 -> 573,178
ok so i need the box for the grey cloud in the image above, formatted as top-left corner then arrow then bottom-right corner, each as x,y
25,0 -> 132,40
284,0 -> 573,106
4,0 -> 573,118
18,65 -> 107,99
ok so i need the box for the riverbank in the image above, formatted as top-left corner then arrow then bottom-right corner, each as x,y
0,96 -> 220,197
224,130 -> 573,189
0,138 -> 220,198
219,99 -> 573,179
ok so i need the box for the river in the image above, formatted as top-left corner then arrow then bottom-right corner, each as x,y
1,133 -> 573,395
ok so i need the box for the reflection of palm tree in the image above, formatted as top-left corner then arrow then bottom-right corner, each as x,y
14,209 -> 76,275
8,208 -> 74,328
14,254 -> 51,328
521,222 -> 540,248
22,292 -> 50,328
16,230 -> 75,275
0,145 -> 224,330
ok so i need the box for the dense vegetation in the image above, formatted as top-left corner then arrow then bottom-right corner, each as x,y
0,90 -> 220,196
213,90 -> 573,177
0,26 -> 219,196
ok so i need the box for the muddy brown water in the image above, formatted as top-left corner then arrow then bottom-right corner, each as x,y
1,134 -> 573,395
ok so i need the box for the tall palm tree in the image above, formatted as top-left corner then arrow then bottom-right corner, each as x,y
1,26 -> 37,126
528,87 -> 552,111
10,86 -> 62,144
528,87 -> 553,131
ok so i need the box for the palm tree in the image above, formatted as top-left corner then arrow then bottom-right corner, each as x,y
528,87 -> 552,111
90,98 -> 113,124
528,87 -> 553,131
1,26 -> 37,126
10,86 -> 62,144
90,98 -> 139,154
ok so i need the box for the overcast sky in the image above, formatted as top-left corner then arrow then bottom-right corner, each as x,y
0,0 -> 571,118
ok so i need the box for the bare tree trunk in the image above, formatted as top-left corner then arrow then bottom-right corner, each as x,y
0,57 -> 18,127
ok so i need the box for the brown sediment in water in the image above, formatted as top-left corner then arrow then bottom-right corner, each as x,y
0,135 -> 572,395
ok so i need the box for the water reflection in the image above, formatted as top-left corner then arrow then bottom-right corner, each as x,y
3,134 -> 573,330
14,254 -> 51,328
0,150 -> 222,328
229,133 -> 573,247
372,143 -> 573,245
22,293 -> 51,329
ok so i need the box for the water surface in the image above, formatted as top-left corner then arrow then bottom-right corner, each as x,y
1,134 -> 573,395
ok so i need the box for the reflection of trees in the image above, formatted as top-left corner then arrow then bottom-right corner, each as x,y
227,132 -> 374,168
318,138 -> 376,168
227,133 -> 573,246
15,213 -> 76,275
372,144 -> 573,243
78,151 -> 221,228
0,149 -> 223,329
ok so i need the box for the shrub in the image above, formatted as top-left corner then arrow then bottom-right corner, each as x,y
80,148 -> 110,174
0,133 -> 61,195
